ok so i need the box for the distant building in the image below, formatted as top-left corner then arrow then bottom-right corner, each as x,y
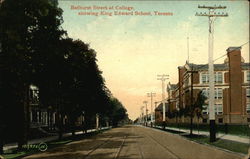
156,47 -> 250,124
155,102 -> 169,124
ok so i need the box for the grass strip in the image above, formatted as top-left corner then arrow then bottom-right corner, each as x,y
155,127 -> 249,155
182,134 -> 249,155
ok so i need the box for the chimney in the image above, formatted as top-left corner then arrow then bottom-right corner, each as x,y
227,47 -> 242,114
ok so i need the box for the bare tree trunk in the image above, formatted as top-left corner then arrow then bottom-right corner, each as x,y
17,85 -> 29,150
58,114 -> 63,140
70,116 -> 76,137
0,109 -> 4,154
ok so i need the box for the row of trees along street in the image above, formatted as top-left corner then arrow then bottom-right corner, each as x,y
0,0 -> 129,154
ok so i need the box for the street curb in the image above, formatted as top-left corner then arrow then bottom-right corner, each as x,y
142,125 -> 247,158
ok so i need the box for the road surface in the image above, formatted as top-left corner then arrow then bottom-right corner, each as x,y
23,125 -> 244,159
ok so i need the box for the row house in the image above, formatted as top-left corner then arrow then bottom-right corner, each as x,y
166,47 -> 250,124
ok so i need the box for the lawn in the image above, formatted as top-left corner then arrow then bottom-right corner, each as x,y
155,126 -> 249,155
182,134 -> 249,155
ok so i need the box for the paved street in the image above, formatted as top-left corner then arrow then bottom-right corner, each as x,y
23,125 -> 243,159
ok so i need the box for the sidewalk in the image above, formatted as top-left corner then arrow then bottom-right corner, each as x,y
154,126 -> 250,144
3,127 -> 110,151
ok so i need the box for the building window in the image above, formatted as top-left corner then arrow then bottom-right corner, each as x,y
216,104 -> 223,115
203,104 -> 223,114
218,118 -> 223,123
201,73 -> 209,84
247,118 -> 250,123
215,88 -> 223,99
215,72 -> 223,84
201,72 -> 223,84
247,71 -> 250,82
246,88 -> 250,97
246,103 -> 250,114
202,88 -> 223,99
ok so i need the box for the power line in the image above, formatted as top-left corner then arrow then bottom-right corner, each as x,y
213,41 -> 249,63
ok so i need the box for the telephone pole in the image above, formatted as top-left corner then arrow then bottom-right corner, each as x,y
196,5 -> 228,142
143,101 -> 148,126
187,66 -> 198,135
187,36 -> 190,63
157,74 -> 169,123
147,92 -> 156,127
140,106 -> 145,125
154,101 -> 158,122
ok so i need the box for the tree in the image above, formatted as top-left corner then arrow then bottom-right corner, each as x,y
0,0 -> 65,149
0,0 -> 127,152
183,90 -> 207,135
61,39 -> 111,135
108,98 -> 128,127
194,91 -> 207,133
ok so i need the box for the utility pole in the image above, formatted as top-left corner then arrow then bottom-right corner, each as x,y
140,106 -> 144,125
187,36 -> 190,63
157,74 -> 169,123
154,101 -> 158,124
147,92 -> 156,127
187,66 -> 198,135
196,5 -> 228,142
143,101 -> 148,126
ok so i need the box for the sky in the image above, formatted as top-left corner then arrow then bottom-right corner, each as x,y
58,0 -> 249,120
